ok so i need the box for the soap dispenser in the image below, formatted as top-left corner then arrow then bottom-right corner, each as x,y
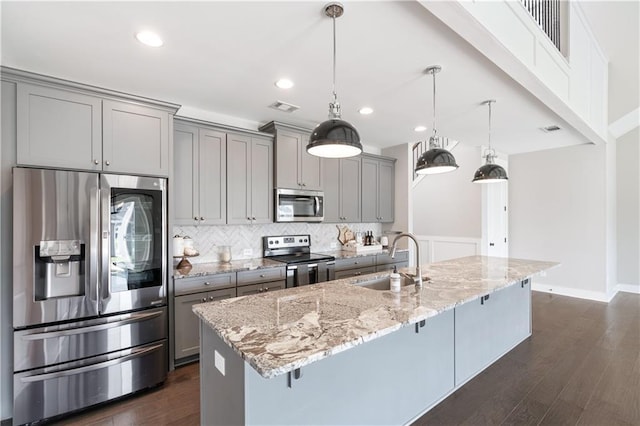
390,265 -> 401,292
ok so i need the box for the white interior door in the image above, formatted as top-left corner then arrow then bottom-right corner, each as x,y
482,154 -> 509,257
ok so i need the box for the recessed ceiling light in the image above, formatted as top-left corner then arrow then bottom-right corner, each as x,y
414,126 -> 427,132
358,107 -> 374,115
135,31 -> 163,47
275,78 -> 294,89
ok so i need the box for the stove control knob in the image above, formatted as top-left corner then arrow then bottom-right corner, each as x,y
304,239 -> 308,243
268,240 -> 273,245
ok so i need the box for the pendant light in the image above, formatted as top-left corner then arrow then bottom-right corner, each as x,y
415,65 -> 459,175
307,2 -> 362,158
472,100 -> 508,183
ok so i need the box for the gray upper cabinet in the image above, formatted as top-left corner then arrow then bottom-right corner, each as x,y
102,100 -> 170,176
361,154 -> 395,223
259,122 -> 322,191
227,133 -> 273,224
174,120 -> 226,225
17,83 -> 102,171
322,157 -> 361,222
14,75 -> 177,177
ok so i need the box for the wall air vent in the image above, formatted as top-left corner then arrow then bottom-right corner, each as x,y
541,125 -> 562,133
269,100 -> 300,113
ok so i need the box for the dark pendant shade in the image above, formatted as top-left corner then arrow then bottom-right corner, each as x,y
472,162 -> 508,183
415,147 -> 459,175
307,118 -> 362,158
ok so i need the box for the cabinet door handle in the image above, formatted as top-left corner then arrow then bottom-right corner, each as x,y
200,217 -> 205,221
354,272 -> 361,276
252,217 -> 256,221
201,297 -> 207,302
264,287 -> 269,292
194,217 -> 199,221
209,296 -> 215,301
302,183 -> 306,187
105,160 -> 110,166
480,294 -> 490,305
260,274 -> 265,278
247,217 -> 251,221
93,159 -> 99,165
204,282 -> 211,286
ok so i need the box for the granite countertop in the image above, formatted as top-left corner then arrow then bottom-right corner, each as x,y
319,248 -> 407,259
174,258 -> 284,279
193,255 -> 558,378
174,249 -> 404,278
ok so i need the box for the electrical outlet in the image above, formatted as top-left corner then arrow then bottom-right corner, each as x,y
330,242 -> 337,249
243,248 -> 252,257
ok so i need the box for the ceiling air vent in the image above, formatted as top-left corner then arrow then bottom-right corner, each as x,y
541,125 -> 562,133
269,100 -> 300,113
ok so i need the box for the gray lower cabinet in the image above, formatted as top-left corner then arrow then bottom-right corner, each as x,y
16,81 -> 173,176
237,281 -> 286,297
227,133 -> 273,224
323,157 -> 361,222
174,273 -> 236,365
334,266 -> 376,280
454,279 -> 532,386
236,267 -> 286,296
174,121 -> 226,225
361,154 -> 395,223
334,256 -> 376,279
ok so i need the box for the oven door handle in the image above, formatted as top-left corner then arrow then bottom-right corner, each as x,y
20,310 -> 163,340
307,263 -> 317,268
19,343 -> 164,383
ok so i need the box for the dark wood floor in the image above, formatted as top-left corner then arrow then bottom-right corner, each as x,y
54,291 -> 639,426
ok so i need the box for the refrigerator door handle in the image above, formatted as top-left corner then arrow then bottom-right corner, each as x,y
19,343 -> 164,383
20,310 -> 163,340
89,180 -> 100,309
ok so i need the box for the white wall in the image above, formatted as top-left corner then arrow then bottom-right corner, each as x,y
509,143 -> 609,299
412,144 -> 483,237
616,128 -> 639,288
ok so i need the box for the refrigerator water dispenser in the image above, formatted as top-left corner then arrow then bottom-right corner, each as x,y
35,240 -> 85,300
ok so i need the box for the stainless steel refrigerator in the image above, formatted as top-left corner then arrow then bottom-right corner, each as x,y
12,167 -> 168,425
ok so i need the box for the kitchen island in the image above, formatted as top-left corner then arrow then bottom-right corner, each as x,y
193,256 -> 557,425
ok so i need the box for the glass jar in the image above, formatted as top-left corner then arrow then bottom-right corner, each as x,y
218,246 -> 232,263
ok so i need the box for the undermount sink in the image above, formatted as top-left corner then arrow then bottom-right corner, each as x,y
353,275 -> 416,291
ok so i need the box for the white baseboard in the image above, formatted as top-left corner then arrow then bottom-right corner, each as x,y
532,282 -> 640,302
616,283 -> 640,294
531,283 -> 612,302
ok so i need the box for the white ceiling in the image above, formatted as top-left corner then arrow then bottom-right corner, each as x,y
1,1 -> 596,155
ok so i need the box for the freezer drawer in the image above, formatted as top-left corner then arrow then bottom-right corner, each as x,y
13,340 -> 167,426
14,307 -> 166,372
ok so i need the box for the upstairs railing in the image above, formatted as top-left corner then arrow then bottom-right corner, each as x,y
520,0 -> 564,53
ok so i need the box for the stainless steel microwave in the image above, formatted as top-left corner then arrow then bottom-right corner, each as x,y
275,188 -> 324,222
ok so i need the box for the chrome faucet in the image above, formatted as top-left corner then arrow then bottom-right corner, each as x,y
390,232 -> 423,288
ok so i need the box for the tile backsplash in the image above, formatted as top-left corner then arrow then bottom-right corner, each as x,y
173,222 -> 384,264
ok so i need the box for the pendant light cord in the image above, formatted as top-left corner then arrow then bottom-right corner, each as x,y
329,12 -> 341,119
486,100 -> 496,162
432,70 -> 437,139
332,14 -> 337,105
